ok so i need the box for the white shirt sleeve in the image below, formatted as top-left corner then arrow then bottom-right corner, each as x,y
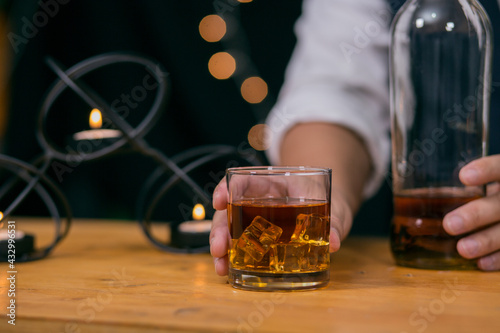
265,0 -> 392,198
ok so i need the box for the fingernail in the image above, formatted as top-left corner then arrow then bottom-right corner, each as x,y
459,238 -> 479,257
461,167 -> 479,183
329,228 -> 341,252
445,214 -> 465,234
209,237 -> 217,256
213,257 -> 220,272
478,256 -> 496,271
212,188 -> 218,209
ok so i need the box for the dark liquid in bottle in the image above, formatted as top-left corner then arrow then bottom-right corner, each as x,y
391,188 -> 481,270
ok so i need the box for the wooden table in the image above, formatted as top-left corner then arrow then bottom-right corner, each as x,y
1,218 -> 499,333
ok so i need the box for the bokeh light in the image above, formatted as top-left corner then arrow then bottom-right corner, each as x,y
208,52 -> 236,80
247,124 -> 273,151
238,0 -> 253,3
241,77 -> 268,104
192,203 -> 206,220
199,15 -> 226,42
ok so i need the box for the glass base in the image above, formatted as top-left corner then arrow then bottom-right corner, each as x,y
228,268 -> 329,291
392,254 -> 477,270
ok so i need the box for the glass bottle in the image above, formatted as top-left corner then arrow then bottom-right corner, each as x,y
389,0 -> 493,269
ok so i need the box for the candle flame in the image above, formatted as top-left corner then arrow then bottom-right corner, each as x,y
192,204 -> 206,220
89,109 -> 102,129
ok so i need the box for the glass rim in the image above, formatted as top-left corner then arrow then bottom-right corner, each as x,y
226,166 -> 332,176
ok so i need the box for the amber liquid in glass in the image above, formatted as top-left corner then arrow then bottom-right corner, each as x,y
391,188 -> 480,269
228,198 -> 330,290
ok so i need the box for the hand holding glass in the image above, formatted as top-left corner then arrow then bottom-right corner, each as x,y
226,166 -> 332,291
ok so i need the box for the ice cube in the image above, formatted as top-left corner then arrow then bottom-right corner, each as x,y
291,213 -> 329,244
306,243 -> 330,271
237,216 -> 283,262
230,239 -> 272,270
230,239 -> 256,268
269,243 -> 308,272
253,252 -> 271,270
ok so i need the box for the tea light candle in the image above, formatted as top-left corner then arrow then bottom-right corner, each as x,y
0,229 -> 26,241
0,217 -> 35,260
72,108 -> 121,141
173,204 -> 212,248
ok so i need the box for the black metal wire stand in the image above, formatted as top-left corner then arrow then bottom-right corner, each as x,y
0,52 -> 262,260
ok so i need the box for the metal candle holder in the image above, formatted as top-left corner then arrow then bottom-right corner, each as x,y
0,52 -> 261,260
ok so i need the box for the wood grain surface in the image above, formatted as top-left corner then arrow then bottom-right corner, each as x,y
1,218 -> 499,333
